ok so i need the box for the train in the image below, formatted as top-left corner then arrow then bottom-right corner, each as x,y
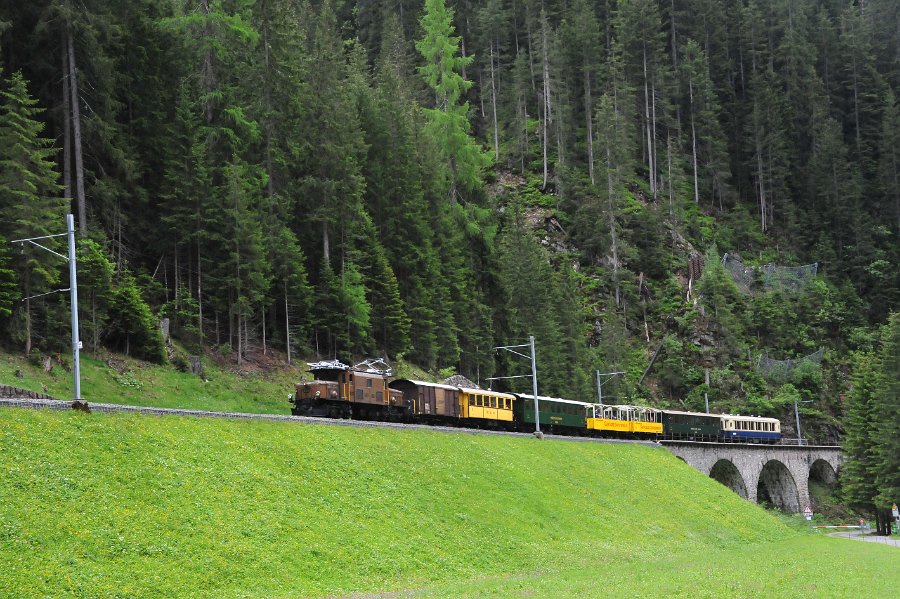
288,359 -> 782,443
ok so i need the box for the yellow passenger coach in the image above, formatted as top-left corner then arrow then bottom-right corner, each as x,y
459,388 -> 515,423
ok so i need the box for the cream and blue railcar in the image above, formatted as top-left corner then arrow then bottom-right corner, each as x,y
720,414 -> 781,443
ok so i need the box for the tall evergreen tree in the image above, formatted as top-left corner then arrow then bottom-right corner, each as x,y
872,313 -> 900,523
877,89 -> 900,235
745,67 -> 791,233
0,70 -> 65,354
681,39 -> 731,209
0,236 -> 19,318
416,0 -> 489,202
362,16 -> 443,365
616,0 -> 669,200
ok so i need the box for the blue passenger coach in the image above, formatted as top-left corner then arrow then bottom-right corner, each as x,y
720,415 -> 781,443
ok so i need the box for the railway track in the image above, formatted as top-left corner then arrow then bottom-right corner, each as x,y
0,397 -> 660,446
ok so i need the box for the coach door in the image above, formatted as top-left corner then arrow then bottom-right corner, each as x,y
423,386 -> 435,415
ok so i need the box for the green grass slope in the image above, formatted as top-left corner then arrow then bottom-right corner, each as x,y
0,350 -> 298,414
0,348 -> 437,414
1,409 -> 896,598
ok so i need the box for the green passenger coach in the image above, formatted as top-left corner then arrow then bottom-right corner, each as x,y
513,394 -> 592,432
660,410 -> 720,440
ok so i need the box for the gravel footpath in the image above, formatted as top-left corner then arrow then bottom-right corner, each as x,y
0,397 -> 659,446
827,530 -> 900,548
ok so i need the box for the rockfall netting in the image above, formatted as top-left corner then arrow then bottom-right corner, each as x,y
723,254 -> 818,294
757,348 -> 824,382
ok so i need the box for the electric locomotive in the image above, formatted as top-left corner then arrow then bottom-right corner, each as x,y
289,359 -> 406,420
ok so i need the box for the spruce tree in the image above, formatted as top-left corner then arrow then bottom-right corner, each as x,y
361,15 -> 442,365
416,0 -> 489,202
77,237 -> 115,352
877,89 -> 900,236
0,237 -> 19,319
0,70 -> 66,354
681,39 -> 731,209
268,225 -> 312,365
841,350 -> 880,515
872,314 -> 900,515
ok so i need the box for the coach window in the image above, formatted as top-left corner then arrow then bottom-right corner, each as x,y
469,395 -> 475,406
490,397 -> 497,408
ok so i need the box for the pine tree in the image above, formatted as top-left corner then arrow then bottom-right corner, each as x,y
584,36 -> 637,307
616,0 -> 669,200
416,0 -> 489,202
877,89 -> 900,235
219,157 -> 271,364
268,225 -> 312,365
298,0 -> 367,267
0,237 -> 19,319
559,0 -> 602,184
681,39 -> 731,209
359,14 -> 445,365
77,237 -> 115,352
872,313 -> 900,517
340,261 -> 373,357
0,70 -> 66,354
836,6 -> 884,176
496,214 -> 566,395
696,245 -> 746,353
349,210 -> 411,359
745,67 -> 791,233
806,106 -> 864,272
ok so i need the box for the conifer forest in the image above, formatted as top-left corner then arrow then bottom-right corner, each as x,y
0,2 -> 898,509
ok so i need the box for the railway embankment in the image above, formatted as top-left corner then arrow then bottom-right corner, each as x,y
1,407 -> 898,597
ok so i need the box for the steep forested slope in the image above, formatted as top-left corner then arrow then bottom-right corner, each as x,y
0,1 -> 898,444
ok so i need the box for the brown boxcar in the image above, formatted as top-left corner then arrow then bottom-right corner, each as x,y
389,379 -> 460,419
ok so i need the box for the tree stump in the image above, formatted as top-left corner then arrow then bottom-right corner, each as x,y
188,356 -> 205,379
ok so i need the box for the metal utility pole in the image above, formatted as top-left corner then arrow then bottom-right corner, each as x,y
489,336 -> 541,435
11,214 -> 82,401
596,370 -> 625,407
67,215 -> 81,400
529,335 -> 539,432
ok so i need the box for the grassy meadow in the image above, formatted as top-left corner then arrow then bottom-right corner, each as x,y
0,349 -> 300,414
0,408 -> 896,597
0,348 -> 438,415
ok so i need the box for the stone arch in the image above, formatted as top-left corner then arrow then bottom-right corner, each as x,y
709,459 -> 748,499
807,458 -> 838,512
809,459 -> 837,486
757,460 -> 800,512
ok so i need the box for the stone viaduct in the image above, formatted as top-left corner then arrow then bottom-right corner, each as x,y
661,441 -> 842,513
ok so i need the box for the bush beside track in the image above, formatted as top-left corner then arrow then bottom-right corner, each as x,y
2,408 -> 898,597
